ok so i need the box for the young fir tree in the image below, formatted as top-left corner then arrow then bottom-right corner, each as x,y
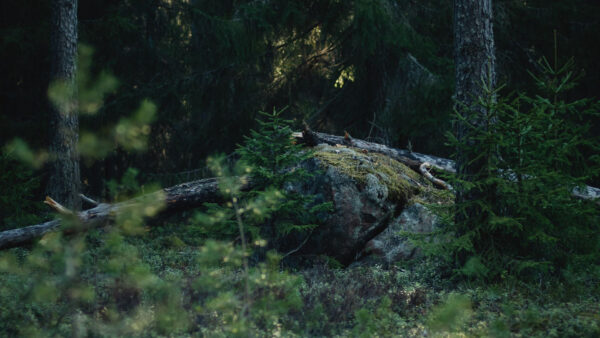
237,109 -> 331,239
428,57 -> 600,280
197,109 -> 331,252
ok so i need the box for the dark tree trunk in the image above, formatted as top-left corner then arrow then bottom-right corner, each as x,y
453,0 -> 496,207
47,0 -> 81,210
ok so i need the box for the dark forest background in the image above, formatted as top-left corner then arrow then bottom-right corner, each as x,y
1,1 -> 600,336
2,0 -> 599,196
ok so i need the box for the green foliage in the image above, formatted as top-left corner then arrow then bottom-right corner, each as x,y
352,296 -> 405,338
0,151 -> 306,336
193,242 -> 304,336
437,57 -> 600,280
191,155 -> 284,241
2,138 -> 48,169
0,157 -> 302,336
0,228 -> 189,336
195,109 -> 332,249
237,109 -> 311,188
237,108 -> 332,239
2,220 -> 598,336
0,153 -> 44,231
106,167 -> 142,201
457,281 -> 600,337
426,293 -> 473,334
0,52 -> 175,335
176,148 -> 308,336
299,264 -> 426,336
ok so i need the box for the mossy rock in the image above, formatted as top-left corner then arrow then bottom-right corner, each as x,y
292,144 -> 451,265
313,144 -> 451,207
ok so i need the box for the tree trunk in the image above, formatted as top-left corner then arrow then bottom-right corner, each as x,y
453,0 -> 496,208
47,0 -> 81,210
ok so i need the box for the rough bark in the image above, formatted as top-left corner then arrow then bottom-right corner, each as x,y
453,0 -> 496,212
47,0 -> 81,210
0,177 -> 251,250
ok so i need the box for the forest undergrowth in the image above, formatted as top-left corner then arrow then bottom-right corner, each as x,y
1,47 -> 599,336
1,107 -> 598,336
1,219 -> 598,336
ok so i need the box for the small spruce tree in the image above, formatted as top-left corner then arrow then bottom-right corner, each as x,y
196,108 -> 331,253
432,56 -> 600,280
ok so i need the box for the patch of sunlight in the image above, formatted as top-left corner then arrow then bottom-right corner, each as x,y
334,66 -> 356,88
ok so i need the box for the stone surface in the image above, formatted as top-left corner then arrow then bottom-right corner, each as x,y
364,203 -> 441,264
290,144 -> 446,265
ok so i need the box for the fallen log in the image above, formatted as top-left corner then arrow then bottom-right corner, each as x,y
2,130 -> 598,250
0,177 -> 252,250
298,128 -> 456,173
295,129 -> 600,203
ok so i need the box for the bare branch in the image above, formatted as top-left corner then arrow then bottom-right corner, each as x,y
420,162 -> 452,190
80,194 -> 99,206
44,196 -> 74,215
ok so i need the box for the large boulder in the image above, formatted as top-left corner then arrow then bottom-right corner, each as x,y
362,203 -> 442,264
289,144 -> 451,265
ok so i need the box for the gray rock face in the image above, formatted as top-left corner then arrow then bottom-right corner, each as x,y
291,145 -> 444,265
364,203 -> 441,264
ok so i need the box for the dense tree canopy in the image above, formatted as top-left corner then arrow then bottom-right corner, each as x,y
1,1 -> 599,336
2,0 -> 599,197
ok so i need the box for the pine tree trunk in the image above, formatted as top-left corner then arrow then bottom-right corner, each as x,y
453,0 -> 496,209
47,0 -> 81,210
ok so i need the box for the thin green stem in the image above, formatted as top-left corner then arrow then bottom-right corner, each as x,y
232,197 -> 250,317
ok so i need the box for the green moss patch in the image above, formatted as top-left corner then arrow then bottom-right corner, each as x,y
409,185 -> 455,207
314,146 -> 427,205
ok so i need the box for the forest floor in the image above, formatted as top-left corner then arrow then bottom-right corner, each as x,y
1,218 -> 599,337
133,222 -> 600,337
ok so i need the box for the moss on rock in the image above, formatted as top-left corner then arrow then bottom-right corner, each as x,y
409,186 -> 455,207
312,144 -> 455,209
313,145 -> 427,205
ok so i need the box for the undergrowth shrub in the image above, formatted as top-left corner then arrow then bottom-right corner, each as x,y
0,48 -> 186,336
0,153 -> 44,231
429,56 -> 600,280
0,105 -> 326,336
186,155 -> 307,336
298,264 -> 429,336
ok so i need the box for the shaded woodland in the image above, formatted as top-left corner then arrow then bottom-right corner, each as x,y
1,0 -> 599,336
3,0 -> 599,191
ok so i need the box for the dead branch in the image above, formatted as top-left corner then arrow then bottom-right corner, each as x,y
297,127 -> 456,173
0,177 -> 252,250
44,196 -> 74,215
294,128 -> 600,201
419,162 -> 452,190
80,194 -> 99,206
